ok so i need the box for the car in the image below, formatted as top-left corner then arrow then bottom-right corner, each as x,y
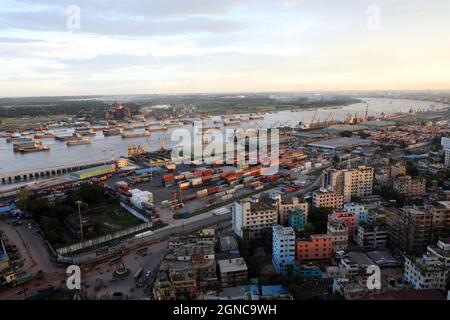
146,270 -> 152,277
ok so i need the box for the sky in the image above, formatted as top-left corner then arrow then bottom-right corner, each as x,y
0,0 -> 449,97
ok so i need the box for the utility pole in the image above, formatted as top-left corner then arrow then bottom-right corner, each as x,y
76,201 -> 84,241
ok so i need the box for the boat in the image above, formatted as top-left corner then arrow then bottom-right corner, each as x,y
34,133 -> 55,139
121,130 -> 151,139
164,122 -> 183,128
249,113 -> 265,120
103,128 -> 124,136
223,121 -> 241,126
14,139 -> 50,153
67,139 -> 92,146
147,126 -> 168,132
55,134 -> 82,141
74,127 -> 96,136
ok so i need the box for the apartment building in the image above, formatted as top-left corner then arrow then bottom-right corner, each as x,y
324,166 -> 374,202
427,238 -> 450,273
218,258 -> 249,288
232,198 -> 278,239
393,175 -> 426,197
343,202 -> 369,225
404,253 -> 447,291
442,137 -> 450,167
327,221 -> 349,252
296,234 -> 333,263
386,202 -> 450,254
272,226 -> 296,275
328,211 -> 357,237
312,190 -> 344,209
271,194 -> 309,225
355,222 -> 387,249
288,207 -> 306,230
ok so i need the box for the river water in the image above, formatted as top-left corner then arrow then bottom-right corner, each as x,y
0,98 -> 438,175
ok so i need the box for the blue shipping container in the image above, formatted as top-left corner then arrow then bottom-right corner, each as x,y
135,167 -> 162,175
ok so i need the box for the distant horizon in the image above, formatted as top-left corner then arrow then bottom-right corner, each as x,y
1,88 -> 450,100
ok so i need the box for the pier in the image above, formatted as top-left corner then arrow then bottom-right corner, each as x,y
0,160 -> 113,185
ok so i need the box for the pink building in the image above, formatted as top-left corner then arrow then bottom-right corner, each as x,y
328,211 -> 356,236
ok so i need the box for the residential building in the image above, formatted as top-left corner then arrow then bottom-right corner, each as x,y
442,137 -> 450,167
312,190 -> 344,209
272,195 -> 309,225
343,202 -> 369,225
296,234 -> 333,263
272,226 -> 296,275
404,253 -> 447,291
293,263 -> 322,279
355,222 -> 388,249
427,238 -> 450,273
232,198 -> 278,239
324,166 -> 374,202
328,211 -> 357,236
288,207 -> 306,230
393,175 -> 426,197
327,221 -> 349,252
218,258 -> 249,288
387,202 -> 450,254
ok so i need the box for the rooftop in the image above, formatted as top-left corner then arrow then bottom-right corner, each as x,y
218,258 -> 248,274
308,137 -> 370,150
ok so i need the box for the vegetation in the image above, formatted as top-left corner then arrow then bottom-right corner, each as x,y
308,207 -> 334,234
18,184 -> 141,247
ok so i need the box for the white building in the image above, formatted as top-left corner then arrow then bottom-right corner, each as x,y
270,194 -> 309,225
324,166 -> 374,202
272,226 -> 296,275
327,221 -> 348,252
442,137 -> 450,167
404,253 -> 447,291
232,198 -> 278,239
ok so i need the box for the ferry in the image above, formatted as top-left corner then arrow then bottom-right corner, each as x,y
67,139 -> 92,146
103,127 -> 124,137
14,140 -> 50,153
55,134 -> 82,141
121,130 -> 151,139
34,132 -> 55,139
74,127 -> 96,136
147,126 -> 168,132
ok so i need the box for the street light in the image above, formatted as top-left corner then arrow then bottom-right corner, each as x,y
76,201 -> 84,241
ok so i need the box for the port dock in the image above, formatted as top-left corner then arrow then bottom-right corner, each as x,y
0,160 -> 113,185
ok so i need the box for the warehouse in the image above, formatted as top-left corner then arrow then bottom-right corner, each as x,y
71,164 -> 115,180
308,137 -> 370,151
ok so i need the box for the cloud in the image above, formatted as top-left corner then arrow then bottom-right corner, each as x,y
0,8 -> 245,36
0,37 -> 43,43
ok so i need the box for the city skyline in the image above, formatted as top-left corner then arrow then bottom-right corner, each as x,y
0,0 -> 450,97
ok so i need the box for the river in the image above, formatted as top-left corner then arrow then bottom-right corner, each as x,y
0,98 -> 439,176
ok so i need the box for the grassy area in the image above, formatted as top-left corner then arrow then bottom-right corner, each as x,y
87,204 -> 142,235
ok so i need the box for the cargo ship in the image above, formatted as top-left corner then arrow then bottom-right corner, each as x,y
14,140 -> 50,153
74,127 -> 96,136
55,134 -> 82,141
147,126 -> 168,132
103,127 -> 124,136
121,130 -> 151,139
34,132 -> 55,139
67,139 -> 92,146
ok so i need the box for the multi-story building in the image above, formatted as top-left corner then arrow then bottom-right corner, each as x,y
355,222 -> 388,249
343,202 -> 369,225
288,207 -> 306,230
328,211 -> 356,237
324,166 -> 374,202
327,221 -> 349,252
393,175 -> 426,197
296,234 -> 333,263
441,137 -> 450,167
404,253 -> 447,291
271,195 -> 309,225
427,238 -> 450,273
386,202 -> 450,254
272,226 -> 296,275
312,190 -> 344,209
293,263 -> 322,279
218,258 -> 249,287
232,198 -> 278,239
